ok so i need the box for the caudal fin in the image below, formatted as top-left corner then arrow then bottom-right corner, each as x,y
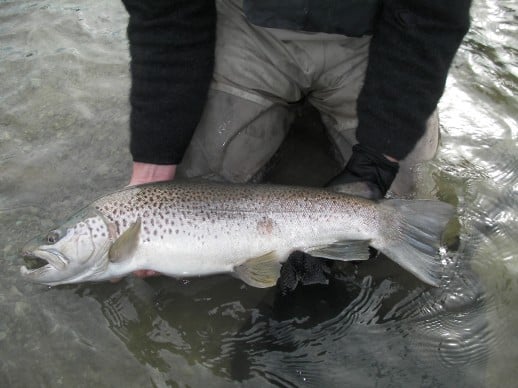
375,199 -> 455,286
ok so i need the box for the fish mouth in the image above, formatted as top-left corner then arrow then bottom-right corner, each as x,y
20,248 -> 69,278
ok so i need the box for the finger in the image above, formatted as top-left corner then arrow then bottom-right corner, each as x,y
133,270 -> 161,278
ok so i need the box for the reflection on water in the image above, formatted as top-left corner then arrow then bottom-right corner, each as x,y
1,0 -> 517,387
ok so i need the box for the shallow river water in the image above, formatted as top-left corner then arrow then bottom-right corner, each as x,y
1,1 -> 517,387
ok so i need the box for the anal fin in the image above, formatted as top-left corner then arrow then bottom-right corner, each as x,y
305,240 -> 371,262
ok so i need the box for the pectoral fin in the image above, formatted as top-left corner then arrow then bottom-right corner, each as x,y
306,240 -> 371,261
234,251 -> 282,288
109,218 -> 141,263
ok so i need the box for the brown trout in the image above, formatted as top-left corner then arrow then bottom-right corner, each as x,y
21,180 -> 455,287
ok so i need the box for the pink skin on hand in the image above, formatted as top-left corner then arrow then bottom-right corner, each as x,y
383,154 -> 399,163
128,162 -> 177,186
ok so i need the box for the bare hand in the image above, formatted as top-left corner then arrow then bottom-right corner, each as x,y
129,162 -> 177,186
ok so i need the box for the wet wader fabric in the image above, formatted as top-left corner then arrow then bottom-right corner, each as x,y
177,0 -> 439,196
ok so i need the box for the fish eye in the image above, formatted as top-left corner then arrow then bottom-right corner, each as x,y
46,230 -> 62,244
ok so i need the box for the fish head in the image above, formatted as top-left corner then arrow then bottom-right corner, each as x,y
20,208 -> 112,285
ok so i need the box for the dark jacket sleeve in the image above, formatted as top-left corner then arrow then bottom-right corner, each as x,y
356,0 -> 471,160
121,0 -> 216,165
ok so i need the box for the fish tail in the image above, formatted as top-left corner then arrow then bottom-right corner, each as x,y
375,199 -> 455,286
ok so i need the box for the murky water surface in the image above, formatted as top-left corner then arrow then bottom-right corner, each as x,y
1,1 -> 517,387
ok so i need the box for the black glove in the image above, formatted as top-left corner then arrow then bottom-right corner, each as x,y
277,251 -> 331,295
326,144 -> 399,199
